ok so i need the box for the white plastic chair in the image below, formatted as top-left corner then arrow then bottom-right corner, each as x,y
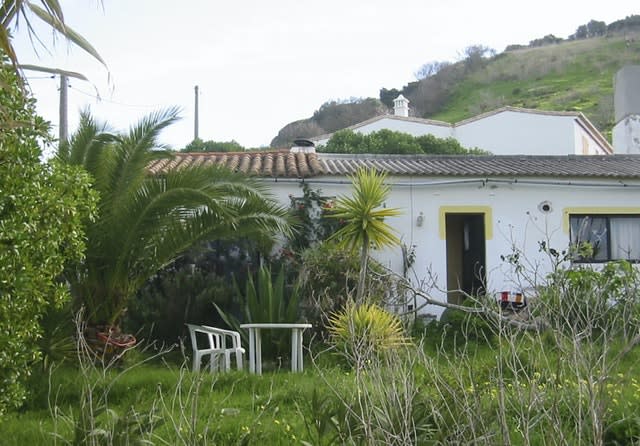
186,324 -> 245,372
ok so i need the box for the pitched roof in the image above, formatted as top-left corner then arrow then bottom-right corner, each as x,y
147,150 -> 326,178
309,106 -> 614,154
149,151 -> 640,180
318,153 -> 640,179
453,106 -> 582,126
454,106 -> 613,154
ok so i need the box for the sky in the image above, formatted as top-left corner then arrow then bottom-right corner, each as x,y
12,0 -> 639,151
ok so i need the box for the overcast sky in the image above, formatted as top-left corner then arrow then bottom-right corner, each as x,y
12,1 -> 638,150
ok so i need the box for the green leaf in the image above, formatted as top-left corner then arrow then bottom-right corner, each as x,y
28,2 -> 108,69
19,63 -> 88,80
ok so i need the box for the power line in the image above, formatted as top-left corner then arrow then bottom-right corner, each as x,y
67,84 -> 164,110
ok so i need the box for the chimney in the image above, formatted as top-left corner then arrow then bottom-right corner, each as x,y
613,65 -> 640,154
290,138 -> 316,153
393,94 -> 410,117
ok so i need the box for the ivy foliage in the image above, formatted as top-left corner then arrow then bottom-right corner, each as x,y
0,57 -> 97,413
285,183 -> 341,253
318,129 -> 490,155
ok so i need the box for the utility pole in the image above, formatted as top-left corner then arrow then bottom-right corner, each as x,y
59,74 -> 68,143
194,85 -> 199,141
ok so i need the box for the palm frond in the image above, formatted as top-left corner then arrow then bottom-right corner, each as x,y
103,108 -> 179,220
27,2 -> 107,68
58,114 -> 292,325
19,63 -> 87,80
329,168 -> 401,251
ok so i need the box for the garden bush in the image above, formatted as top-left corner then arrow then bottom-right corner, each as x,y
328,301 -> 408,369
431,298 -> 497,348
295,241 -> 400,341
125,240 -> 259,345
0,53 -> 96,413
536,260 -> 640,339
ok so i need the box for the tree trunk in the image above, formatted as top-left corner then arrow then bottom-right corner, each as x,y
357,235 -> 369,303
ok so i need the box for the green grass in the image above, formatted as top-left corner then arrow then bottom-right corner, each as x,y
2,359 -> 353,445
3,330 -> 640,445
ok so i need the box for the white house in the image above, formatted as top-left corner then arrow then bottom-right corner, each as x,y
310,80 -> 616,156
156,65 -> 640,318
311,105 -> 613,156
150,150 -> 640,318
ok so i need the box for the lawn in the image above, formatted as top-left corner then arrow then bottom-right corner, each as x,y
3,325 -> 640,445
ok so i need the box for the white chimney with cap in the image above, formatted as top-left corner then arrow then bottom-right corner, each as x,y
393,94 -> 410,117
290,138 -> 316,153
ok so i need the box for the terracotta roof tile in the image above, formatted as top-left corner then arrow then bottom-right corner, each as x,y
147,150 -> 325,178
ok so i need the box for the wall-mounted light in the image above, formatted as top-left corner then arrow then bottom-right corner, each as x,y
416,212 -> 424,227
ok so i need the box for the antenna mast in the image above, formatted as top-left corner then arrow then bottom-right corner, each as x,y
59,74 -> 68,143
194,85 -> 199,140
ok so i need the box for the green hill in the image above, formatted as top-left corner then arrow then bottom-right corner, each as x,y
270,17 -> 640,147
430,36 -> 638,136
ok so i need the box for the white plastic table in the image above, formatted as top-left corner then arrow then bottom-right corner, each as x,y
240,323 -> 312,375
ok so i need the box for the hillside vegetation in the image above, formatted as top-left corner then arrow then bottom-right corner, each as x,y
271,16 -> 640,147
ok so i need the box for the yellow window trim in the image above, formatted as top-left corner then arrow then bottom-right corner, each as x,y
562,207 -> 640,234
439,206 -> 493,240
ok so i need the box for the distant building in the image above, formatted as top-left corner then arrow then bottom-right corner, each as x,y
613,65 -> 640,154
311,102 -> 612,156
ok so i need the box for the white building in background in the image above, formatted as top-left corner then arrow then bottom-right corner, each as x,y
613,65 -> 640,154
311,97 -> 613,156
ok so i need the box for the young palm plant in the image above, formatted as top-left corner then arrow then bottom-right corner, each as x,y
58,108 -> 292,331
328,168 -> 401,302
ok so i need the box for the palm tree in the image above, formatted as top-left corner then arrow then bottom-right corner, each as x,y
1,1 -> 106,76
329,168 -> 401,302
58,108 -> 292,328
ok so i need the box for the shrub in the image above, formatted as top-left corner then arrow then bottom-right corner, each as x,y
0,54 -> 96,413
285,183 -> 341,252
125,240 -> 257,345
126,268 -> 234,345
319,129 -> 484,155
328,302 -> 408,369
295,242 -> 398,341
536,260 -> 640,339
424,298 -> 497,349
216,266 -> 301,360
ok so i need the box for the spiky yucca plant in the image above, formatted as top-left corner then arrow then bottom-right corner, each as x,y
328,302 -> 408,369
329,168 -> 401,301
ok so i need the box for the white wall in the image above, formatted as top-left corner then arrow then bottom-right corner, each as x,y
315,111 -> 608,156
455,111 -> 576,155
354,117 -> 452,139
314,117 -> 452,146
573,121 -> 609,155
613,115 -> 640,154
264,176 -> 640,318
